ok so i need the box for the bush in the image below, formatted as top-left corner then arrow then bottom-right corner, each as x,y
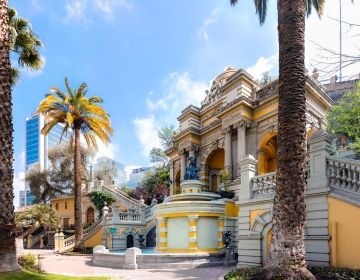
310,266 -> 360,280
225,267 -> 261,280
225,267 -> 360,280
17,254 -> 42,273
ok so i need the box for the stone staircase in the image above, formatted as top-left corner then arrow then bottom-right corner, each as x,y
59,217 -> 104,252
102,185 -> 140,209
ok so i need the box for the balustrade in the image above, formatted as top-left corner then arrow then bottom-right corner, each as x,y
327,156 -> 360,196
250,172 -> 276,198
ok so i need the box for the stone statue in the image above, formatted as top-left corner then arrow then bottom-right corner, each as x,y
222,231 -> 232,248
184,155 -> 199,180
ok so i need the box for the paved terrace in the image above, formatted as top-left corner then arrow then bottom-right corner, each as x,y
30,250 -> 234,280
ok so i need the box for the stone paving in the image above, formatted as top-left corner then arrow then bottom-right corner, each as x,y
34,251 -> 234,280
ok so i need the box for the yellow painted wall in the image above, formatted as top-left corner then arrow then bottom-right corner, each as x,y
208,149 -> 224,169
328,196 -> 360,269
51,196 -> 75,225
225,202 -> 239,217
84,227 -> 103,248
249,209 -> 267,227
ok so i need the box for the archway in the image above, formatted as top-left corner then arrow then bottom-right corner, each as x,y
258,132 -> 278,175
205,148 -> 225,192
146,226 -> 156,248
86,207 -> 95,225
127,234 -> 134,248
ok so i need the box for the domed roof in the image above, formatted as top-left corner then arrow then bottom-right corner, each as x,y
213,66 -> 237,86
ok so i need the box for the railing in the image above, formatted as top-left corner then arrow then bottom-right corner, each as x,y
18,225 -> 39,239
145,206 -> 155,222
327,156 -> 360,198
103,186 -> 140,209
251,172 -> 276,198
62,217 -> 104,251
63,235 -> 75,250
119,212 -> 141,222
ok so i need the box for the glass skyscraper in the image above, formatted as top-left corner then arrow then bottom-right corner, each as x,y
21,112 -> 71,207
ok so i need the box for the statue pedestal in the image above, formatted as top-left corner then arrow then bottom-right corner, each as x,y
180,180 -> 202,194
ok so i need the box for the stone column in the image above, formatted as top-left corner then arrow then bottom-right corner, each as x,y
223,127 -> 232,178
236,120 -> 246,162
58,232 -> 65,253
307,130 -> 333,191
238,155 -> 257,201
158,217 -> 168,251
217,216 -> 225,249
27,235 -> 33,249
180,150 -> 186,182
188,216 -> 198,251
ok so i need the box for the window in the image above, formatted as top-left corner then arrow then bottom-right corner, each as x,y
63,218 -> 70,229
86,207 -> 95,224
65,202 -> 68,209
55,203 -> 59,210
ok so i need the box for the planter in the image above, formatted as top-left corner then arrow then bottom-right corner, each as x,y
219,190 -> 235,199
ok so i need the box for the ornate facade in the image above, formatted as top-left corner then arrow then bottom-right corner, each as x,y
166,66 -> 332,196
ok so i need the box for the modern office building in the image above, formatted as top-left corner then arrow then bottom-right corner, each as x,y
21,112 -> 71,207
127,166 -> 153,188
93,157 -> 127,187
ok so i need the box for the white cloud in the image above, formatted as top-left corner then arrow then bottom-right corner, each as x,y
31,0 -> 42,10
198,9 -> 220,41
305,1 -> 360,82
134,72 -> 207,159
133,115 -> 161,157
94,0 -> 131,17
246,54 -> 278,80
93,141 -> 119,163
65,0 -> 89,24
146,72 -> 208,113
64,0 -> 131,24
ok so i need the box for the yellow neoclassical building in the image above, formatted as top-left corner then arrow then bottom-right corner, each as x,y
166,66 -> 331,196
164,66 -> 360,268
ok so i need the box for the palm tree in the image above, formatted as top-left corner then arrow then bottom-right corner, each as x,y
8,7 -> 43,86
230,0 -> 325,279
37,78 -> 113,248
16,204 -> 58,232
0,0 -> 20,273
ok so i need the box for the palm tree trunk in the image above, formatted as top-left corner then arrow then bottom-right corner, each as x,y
263,1 -> 315,279
74,126 -> 83,248
0,0 -> 20,272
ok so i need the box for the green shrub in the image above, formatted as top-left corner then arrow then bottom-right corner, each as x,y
17,254 -> 42,273
310,266 -> 360,280
225,267 -> 261,280
225,267 -> 360,280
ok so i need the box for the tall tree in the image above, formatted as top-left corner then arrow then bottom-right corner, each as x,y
26,144 -> 92,203
0,0 -> 20,273
231,0 -> 324,278
37,78 -> 113,248
327,82 -> 360,153
8,7 -> 43,86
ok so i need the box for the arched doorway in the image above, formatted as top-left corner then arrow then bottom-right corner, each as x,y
258,132 -> 278,175
205,148 -> 225,192
86,207 -> 95,225
127,234 -> 134,248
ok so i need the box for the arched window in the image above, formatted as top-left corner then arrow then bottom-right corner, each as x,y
86,207 -> 95,225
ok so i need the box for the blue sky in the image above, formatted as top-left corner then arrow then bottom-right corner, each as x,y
10,0 -> 360,204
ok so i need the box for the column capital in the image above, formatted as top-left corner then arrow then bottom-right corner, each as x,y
221,126 -> 232,135
234,119 -> 246,129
